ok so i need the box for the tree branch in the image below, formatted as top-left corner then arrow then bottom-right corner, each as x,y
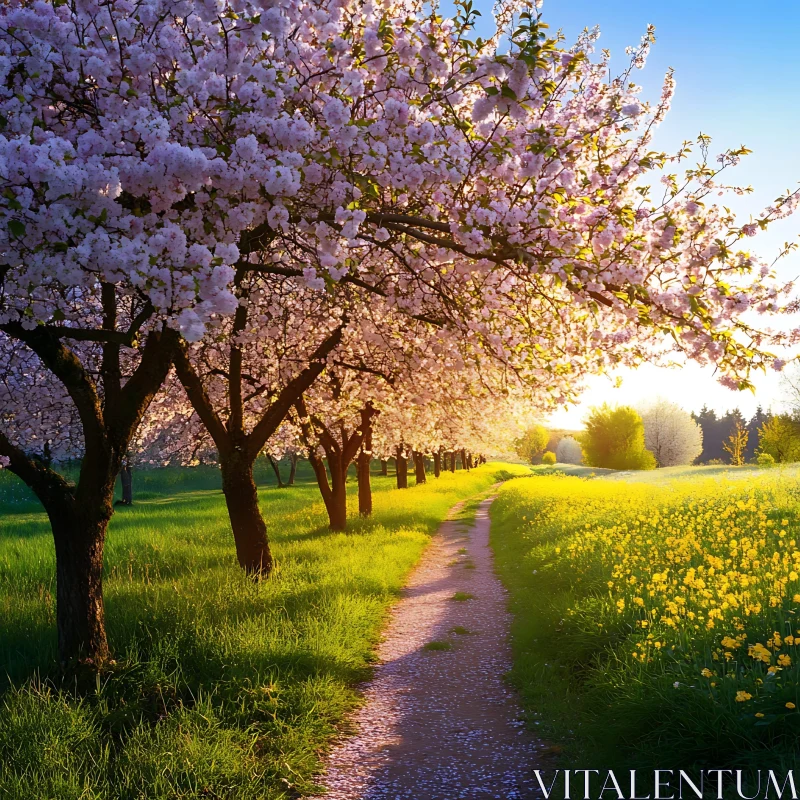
113,327 -> 180,448
246,324 -> 345,457
0,428 -> 75,510
1,322 -> 105,447
173,340 -> 231,455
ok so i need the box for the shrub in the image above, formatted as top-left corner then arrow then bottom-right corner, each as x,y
756,451 -> 776,467
541,451 -> 557,466
580,405 -> 656,471
758,415 -> 800,463
515,425 -> 549,464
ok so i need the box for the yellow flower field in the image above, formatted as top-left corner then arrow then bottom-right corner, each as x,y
491,471 -> 800,767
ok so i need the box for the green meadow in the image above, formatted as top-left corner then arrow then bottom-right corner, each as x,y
0,460 -> 528,799
491,466 -> 800,777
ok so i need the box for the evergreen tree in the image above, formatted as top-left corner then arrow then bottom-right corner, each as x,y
693,407 -> 724,463
746,406 -> 769,462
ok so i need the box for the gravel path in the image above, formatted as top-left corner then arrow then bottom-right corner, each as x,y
308,492 -> 550,800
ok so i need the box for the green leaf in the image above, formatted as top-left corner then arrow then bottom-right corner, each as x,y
500,84 -> 517,100
8,220 -> 25,238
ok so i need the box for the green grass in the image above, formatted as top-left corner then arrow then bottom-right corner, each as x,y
601,462 -> 800,485
422,641 -> 452,652
529,462 -> 800,484
450,626 -> 472,636
490,467 -> 800,782
450,592 -> 474,602
0,460 -> 529,799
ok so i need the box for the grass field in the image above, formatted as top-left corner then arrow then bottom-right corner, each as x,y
491,465 -> 800,774
0,459 -> 528,799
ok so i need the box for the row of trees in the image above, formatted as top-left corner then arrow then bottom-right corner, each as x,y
0,0 -> 796,670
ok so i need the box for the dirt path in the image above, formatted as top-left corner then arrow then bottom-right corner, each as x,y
308,493 -> 549,800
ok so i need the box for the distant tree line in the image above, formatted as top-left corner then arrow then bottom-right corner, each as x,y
517,400 -> 800,471
692,406 -> 769,464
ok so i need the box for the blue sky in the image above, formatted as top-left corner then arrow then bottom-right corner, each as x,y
462,0 -> 800,426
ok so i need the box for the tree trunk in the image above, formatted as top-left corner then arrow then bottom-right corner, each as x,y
358,451 -> 372,516
358,413 -> 373,517
288,453 -> 298,486
266,454 -> 285,488
119,463 -> 133,505
433,449 -> 442,478
460,449 -> 468,471
38,437 -> 119,668
396,447 -> 408,489
329,456 -> 348,530
49,504 -> 110,667
467,453 -> 474,470
413,451 -> 427,485
308,453 -> 348,530
220,454 -> 273,575
380,459 -> 388,476
449,451 -> 456,472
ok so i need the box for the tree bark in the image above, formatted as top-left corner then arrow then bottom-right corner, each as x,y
307,452 -> 348,530
413,451 -> 427,485
396,447 -> 408,489
328,455 -> 348,530
380,459 -> 388,476
288,453 -> 298,486
449,451 -> 456,472
433,449 -> 442,478
220,454 -> 273,575
357,410 -> 374,517
119,461 -> 133,505
51,508 -> 110,667
358,452 -> 372,516
266,454 -> 285,488
460,448 -> 468,471
467,452 -> 474,470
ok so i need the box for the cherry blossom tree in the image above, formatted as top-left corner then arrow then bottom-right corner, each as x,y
291,306 -> 442,526
263,421 -> 305,487
171,272 -> 346,572
0,322 -> 178,667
